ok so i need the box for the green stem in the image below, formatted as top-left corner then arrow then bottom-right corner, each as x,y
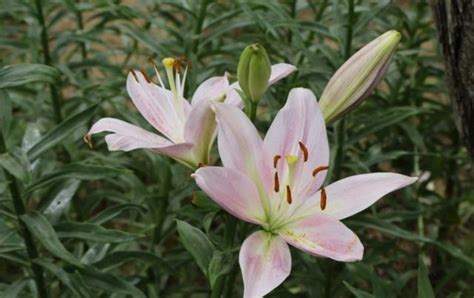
191,0 -> 210,54
332,0 -> 354,180
249,101 -> 258,123
0,132 -> 48,298
34,0 -> 62,122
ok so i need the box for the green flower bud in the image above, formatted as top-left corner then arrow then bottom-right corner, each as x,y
319,30 -> 401,123
237,43 -> 272,103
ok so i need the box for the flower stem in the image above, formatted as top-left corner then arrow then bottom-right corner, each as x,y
34,0 -> 63,122
249,101 -> 258,123
332,0 -> 354,180
0,132 -> 48,298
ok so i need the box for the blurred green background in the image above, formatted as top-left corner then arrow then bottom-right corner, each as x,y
0,0 -> 473,297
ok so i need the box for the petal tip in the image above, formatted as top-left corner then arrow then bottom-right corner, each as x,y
83,134 -> 93,148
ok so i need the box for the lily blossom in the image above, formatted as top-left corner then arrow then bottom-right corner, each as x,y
85,58 -> 296,169
193,88 -> 417,297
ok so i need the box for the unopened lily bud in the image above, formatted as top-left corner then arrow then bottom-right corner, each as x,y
237,43 -> 271,103
319,30 -> 401,123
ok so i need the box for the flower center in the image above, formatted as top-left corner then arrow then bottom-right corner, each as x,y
271,141 -> 329,211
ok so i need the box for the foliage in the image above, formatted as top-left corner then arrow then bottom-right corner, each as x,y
0,0 -> 473,297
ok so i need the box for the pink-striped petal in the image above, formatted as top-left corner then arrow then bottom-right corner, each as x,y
87,118 -> 172,150
87,117 -> 194,164
262,88 -> 329,198
239,231 -> 291,298
214,103 -> 263,177
183,100 -> 216,165
279,213 -> 363,262
268,63 -> 297,86
313,173 -> 418,220
191,74 -> 230,106
126,71 -> 188,143
193,167 -> 265,224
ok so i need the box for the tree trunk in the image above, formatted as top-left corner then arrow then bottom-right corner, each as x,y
431,1 -> 474,160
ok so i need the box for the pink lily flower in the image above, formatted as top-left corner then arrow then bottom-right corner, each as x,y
85,59 -> 296,169
193,88 -> 417,297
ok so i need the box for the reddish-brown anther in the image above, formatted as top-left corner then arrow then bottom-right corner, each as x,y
286,185 -> 292,204
320,188 -> 327,210
312,166 -> 329,177
298,142 -> 309,162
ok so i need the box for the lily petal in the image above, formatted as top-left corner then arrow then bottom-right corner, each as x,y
87,117 -> 194,164
126,71 -> 189,143
239,231 -> 291,298
225,81 -> 245,108
184,100 -> 216,165
262,88 -> 329,198
193,167 -> 265,224
191,74 -> 230,106
315,173 -> 418,220
87,117 -> 172,150
268,63 -> 297,86
279,213 -> 363,262
214,103 -> 263,177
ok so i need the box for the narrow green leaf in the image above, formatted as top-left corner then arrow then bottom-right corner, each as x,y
0,90 -> 11,136
88,203 -> 147,225
2,278 -> 30,298
208,251 -> 232,289
418,255 -> 435,298
24,163 -> 128,196
54,222 -> 143,243
93,251 -> 168,271
0,64 -> 60,89
78,267 -> 146,298
176,220 -> 215,276
0,150 -> 31,183
343,281 -> 375,298
43,179 -> 80,222
348,216 -> 474,268
27,104 -> 98,161
347,107 -> 426,146
20,211 -> 82,266
34,258 -> 90,297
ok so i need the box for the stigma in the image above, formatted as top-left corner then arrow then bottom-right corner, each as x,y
162,57 -> 175,69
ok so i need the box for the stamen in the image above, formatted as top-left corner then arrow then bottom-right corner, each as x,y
320,188 -> 327,210
286,185 -> 292,204
140,68 -> 151,83
298,141 -> 309,162
274,172 -> 280,192
273,155 -> 281,168
129,69 -> 139,82
312,165 -> 329,177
